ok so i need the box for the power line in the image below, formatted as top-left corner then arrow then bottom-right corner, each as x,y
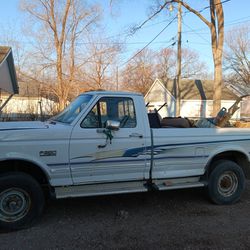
198,0 -> 231,13
184,40 -> 212,61
121,38 -> 177,73
119,15 -> 178,67
140,17 -> 177,29
182,17 -> 250,46
96,18 -> 175,41
182,21 -> 210,43
77,40 -> 176,45
0,38 -> 177,46
1,37 -> 178,45
3,11 -> 248,48
180,0 -> 231,16
182,16 -> 250,35
92,13 -> 250,44
101,0 -> 232,68
186,41 -> 210,46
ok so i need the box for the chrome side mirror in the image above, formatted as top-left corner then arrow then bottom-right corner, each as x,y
105,120 -> 120,131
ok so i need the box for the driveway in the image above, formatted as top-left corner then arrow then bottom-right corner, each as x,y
1,182 -> 250,249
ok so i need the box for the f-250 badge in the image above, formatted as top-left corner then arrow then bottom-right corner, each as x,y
39,151 -> 57,157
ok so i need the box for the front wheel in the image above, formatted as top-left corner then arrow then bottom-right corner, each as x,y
207,160 -> 245,205
0,173 -> 45,231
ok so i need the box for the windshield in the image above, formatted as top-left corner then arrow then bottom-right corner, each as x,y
51,94 -> 93,124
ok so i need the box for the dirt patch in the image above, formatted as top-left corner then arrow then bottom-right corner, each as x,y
1,182 -> 250,249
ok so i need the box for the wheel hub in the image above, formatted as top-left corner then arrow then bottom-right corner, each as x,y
0,188 -> 31,222
218,171 -> 238,197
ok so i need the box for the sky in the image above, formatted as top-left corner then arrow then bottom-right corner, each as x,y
0,0 -> 250,73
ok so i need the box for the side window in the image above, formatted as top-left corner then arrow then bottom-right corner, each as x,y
81,104 -> 99,128
99,100 -> 108,126
81,97 -> 137,128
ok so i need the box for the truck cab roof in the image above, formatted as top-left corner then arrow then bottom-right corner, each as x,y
83,90 -> 143,97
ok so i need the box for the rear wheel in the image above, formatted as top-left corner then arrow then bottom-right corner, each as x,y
208,160 -> 245,205
0,173 -> 45,231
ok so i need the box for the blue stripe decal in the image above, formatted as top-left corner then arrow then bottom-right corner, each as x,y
154,138 -> 250,148
153,155 -> 209,161
47,138 -> 250,167
47,155 -> 208,167
123,138 -> 250,157
123,148 -> 146,157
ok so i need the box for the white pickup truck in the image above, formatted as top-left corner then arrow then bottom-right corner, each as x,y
1,90 -> 250,231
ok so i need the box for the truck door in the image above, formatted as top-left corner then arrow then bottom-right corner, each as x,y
69,96 -> 147,184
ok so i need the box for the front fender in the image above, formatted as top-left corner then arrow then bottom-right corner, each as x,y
0,152 -> 52,183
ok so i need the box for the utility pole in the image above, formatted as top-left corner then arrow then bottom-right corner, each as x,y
176,1 -> 182,116
116,66 -> 119,91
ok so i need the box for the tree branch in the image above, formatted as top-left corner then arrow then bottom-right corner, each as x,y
173,0 -> 211,28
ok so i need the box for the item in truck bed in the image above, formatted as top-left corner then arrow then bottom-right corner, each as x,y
195,118 -> 216,128
161,117 -> 191,128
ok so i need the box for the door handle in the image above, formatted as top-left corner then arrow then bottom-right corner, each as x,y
129,133 -> 143,138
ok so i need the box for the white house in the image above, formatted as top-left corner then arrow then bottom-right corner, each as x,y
0,46 -> 56,120
145,79 -> 241,119
241,96 -> 250,119
227,84 -> 250,119
0,94 -> 55,120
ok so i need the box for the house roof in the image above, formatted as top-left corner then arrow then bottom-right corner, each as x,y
227,84 -> 250,97
149,79 -> 238,100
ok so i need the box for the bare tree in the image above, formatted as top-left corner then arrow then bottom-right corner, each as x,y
120,46 -> 207,95
0,23 -> 30,88
20,0 -> 101,111
155,48 -> 175,83
82,37 -> 122,90
135,0 -> 225,115
224,25 -> 250,89
181,49 -> 208,79
121,49 -> 156,95
155,47 -> 208,82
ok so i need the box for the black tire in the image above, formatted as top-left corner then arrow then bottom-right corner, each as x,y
0,172 -> 45,232
208,160 -> 245,205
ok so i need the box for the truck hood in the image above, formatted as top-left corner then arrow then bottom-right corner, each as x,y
0,121 -> 72,142
0,121 -> 48,131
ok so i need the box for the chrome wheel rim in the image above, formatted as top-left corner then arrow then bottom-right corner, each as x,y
0,188 -> 31,222
217,171 -> 238,197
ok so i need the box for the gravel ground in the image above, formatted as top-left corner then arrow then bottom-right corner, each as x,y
1,181 -> 250,250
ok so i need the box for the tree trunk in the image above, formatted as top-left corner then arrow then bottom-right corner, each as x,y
213,58 -> 223,116
56,44 -> 65,111
210,0 -> 224,116
58,96 -> 67,111
168,0 -> 225,117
